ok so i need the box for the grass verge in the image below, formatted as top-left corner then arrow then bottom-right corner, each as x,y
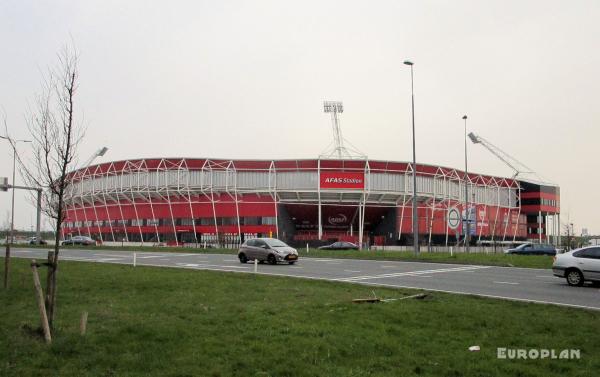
15,244 -> 555,269
1,258 -> 597,376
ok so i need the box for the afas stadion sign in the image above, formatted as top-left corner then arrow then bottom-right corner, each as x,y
319,171 -> 365,190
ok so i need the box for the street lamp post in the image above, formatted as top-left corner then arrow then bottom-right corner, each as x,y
1,135 -> 32,289
404,60 -> 419,255
463,115 -> 470,253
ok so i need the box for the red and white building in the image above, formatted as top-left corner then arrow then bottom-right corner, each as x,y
61,157 -> 560,247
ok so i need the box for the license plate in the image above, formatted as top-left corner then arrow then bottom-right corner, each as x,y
288,255 -> 298,260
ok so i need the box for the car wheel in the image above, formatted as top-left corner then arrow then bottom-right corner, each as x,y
288,261 -> 296,265
566,269 -> 584,287
267,254 -> 277,265
238,253 -> 248,264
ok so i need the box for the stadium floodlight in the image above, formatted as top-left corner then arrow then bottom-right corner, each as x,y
323,101 -> 345,159
81,146 -> 109,168
323,101 -> 343,114
467,132 -> 480,144
403,60 -> 414,66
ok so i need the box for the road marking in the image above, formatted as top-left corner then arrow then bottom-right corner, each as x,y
336,265 -> 492,282
222,259 -> 238,262
96,258 -> 124,262
95,253 -> 128,258
536,275 -> 555,279
381,265 -> 398,269
176,263 -> 202,267
344,270 -> 361,273
136,255 -> 169,259
493,281 -> 520,285
306,259 -> 337,262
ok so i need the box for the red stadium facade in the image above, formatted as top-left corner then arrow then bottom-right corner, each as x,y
61,158 -> 560,247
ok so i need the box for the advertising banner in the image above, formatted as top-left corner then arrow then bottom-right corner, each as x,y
319,171 -> 365,190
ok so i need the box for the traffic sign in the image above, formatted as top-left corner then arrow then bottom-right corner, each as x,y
447,207 -> 461,229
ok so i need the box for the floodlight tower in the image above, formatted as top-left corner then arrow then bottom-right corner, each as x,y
323,101 -> 345,159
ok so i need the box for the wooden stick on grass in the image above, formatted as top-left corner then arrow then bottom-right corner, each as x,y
31,260 -> 52,344
80,311 -> 88,335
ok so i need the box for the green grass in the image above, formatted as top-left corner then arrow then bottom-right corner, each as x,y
15,244 -> 556,269
1,258 -> 598,376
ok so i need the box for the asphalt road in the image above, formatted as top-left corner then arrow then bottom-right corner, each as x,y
11,247 -> 600,311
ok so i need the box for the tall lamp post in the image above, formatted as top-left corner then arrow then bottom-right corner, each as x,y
404,60 -> 419,255
462,115 -> 470,253
1,135 -> 32,289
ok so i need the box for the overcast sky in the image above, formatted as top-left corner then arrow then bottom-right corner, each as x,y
1,0 -> 598,234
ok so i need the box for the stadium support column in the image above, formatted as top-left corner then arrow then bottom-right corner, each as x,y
358,197 -> 363,249
556,213 -> 562,247
317,159 -> 322,240
537,210 -> 542,244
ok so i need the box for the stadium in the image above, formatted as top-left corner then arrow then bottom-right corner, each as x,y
61,156 -> 560,248
61,103 -> 560,248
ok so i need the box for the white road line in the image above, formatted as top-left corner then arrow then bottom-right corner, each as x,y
222,259 -> 238,262
305,259 -> 337,262
493,281 -> 520,285
176,263 -> 203,267
60,256 -> 93,261
174,262 -> 248,270
344,270 -> 361,273
337,265 -> 491,282
95,258 -> 124,262
136,255 -> 170,259
95,254 -> 129,258
536,275 -> 555,279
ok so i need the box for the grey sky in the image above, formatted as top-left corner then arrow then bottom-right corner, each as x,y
1,0 -> 598,234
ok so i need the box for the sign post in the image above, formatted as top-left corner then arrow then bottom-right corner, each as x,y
447,207 -> 461,230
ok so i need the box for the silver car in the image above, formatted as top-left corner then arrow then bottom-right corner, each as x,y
552,246 -> 600,286
238,238 -> 299,265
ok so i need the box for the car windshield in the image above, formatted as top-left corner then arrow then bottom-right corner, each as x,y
265,239 -> 288,247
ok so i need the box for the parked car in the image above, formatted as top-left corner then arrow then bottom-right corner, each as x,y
553,246 -> 600,286
318,241 -> 359,250
504,243 -> 558,256
28,237 -> 47,245
238,238 -> 298,265
62,236 -> 96,246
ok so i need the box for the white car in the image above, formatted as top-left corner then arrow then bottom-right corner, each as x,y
552,246 -> 600,286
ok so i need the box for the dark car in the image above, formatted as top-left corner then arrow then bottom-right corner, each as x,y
318,241 -> 359,250
28,237 -> 47,245
504,243 -> 558,256
62,236 -> 96,246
